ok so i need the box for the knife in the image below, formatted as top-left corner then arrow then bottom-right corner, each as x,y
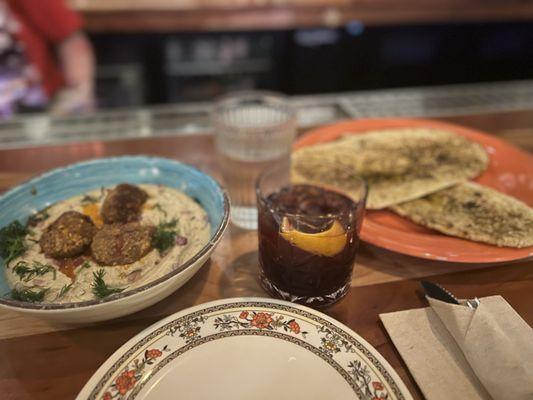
420,280 -> 460,305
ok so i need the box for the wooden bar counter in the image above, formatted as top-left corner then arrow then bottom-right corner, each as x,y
70,0 -> 533,33
0,111 -> 532,399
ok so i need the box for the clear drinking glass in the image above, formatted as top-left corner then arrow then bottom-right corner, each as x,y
256,164 -> 367,307
213,91 -> 296,229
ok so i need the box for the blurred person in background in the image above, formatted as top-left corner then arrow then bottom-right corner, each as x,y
0,0 -> 95,118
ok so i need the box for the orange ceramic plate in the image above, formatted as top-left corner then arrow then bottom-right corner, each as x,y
295,118 -> 533,263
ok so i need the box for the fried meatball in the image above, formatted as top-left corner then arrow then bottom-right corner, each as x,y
40,211 -> 96,258
101,183 -> 148,224
91,222 -> 154,265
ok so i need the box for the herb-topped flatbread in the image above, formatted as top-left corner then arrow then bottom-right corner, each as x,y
390,182 -> 533,248
292,128 -> 489,209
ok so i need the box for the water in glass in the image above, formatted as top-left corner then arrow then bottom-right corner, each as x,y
213,92 -> 296,229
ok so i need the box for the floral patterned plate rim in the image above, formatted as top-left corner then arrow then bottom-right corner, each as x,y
76,297 -> 413,400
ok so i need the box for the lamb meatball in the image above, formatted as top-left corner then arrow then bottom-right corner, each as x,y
91,222 -> 154,265
40,211 -> 96,258
101,183 -> 148,224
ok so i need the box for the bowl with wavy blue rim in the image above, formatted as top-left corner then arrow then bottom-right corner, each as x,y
0,156 -> 230,323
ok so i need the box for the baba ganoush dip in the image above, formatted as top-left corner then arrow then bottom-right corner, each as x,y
2,183 -> 211,304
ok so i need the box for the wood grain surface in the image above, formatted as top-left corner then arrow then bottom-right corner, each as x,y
67,0 -> 533,32
0,113 -> 532,400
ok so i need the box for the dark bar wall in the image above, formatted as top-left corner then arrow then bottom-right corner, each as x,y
90,22 -> 533,107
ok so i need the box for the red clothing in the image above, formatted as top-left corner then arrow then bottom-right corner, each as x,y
6,0 -> 82,96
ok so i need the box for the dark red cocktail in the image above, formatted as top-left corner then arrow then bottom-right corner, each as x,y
257,167 -> 366,307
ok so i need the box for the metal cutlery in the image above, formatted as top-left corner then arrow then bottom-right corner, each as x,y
420,280 -> 480,309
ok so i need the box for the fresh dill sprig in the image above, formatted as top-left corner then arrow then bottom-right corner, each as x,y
152,203 -> 168,217
0,220 -> 28,266
13,260 -> 56,282
11,287 -> 49,303
91,269 -> 125,299
152,218 -> 178,254
80,194 -> 99,205
75,261 -> 91,277
58,283 -> 73,298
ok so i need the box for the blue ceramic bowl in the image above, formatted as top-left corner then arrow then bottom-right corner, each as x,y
0,156 -> 229,322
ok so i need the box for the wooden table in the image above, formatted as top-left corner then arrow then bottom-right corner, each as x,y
0,112 -> 532,400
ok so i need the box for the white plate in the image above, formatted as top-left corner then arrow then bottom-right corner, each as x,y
77,298 -> 413,400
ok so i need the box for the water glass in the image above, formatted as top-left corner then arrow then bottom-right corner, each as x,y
213,91 -> 296,229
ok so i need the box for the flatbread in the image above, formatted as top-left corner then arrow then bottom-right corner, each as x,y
291,128 -> 489,209
390,182 -> 533,248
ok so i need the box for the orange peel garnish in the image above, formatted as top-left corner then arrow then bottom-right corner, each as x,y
280,218 -> 347,257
